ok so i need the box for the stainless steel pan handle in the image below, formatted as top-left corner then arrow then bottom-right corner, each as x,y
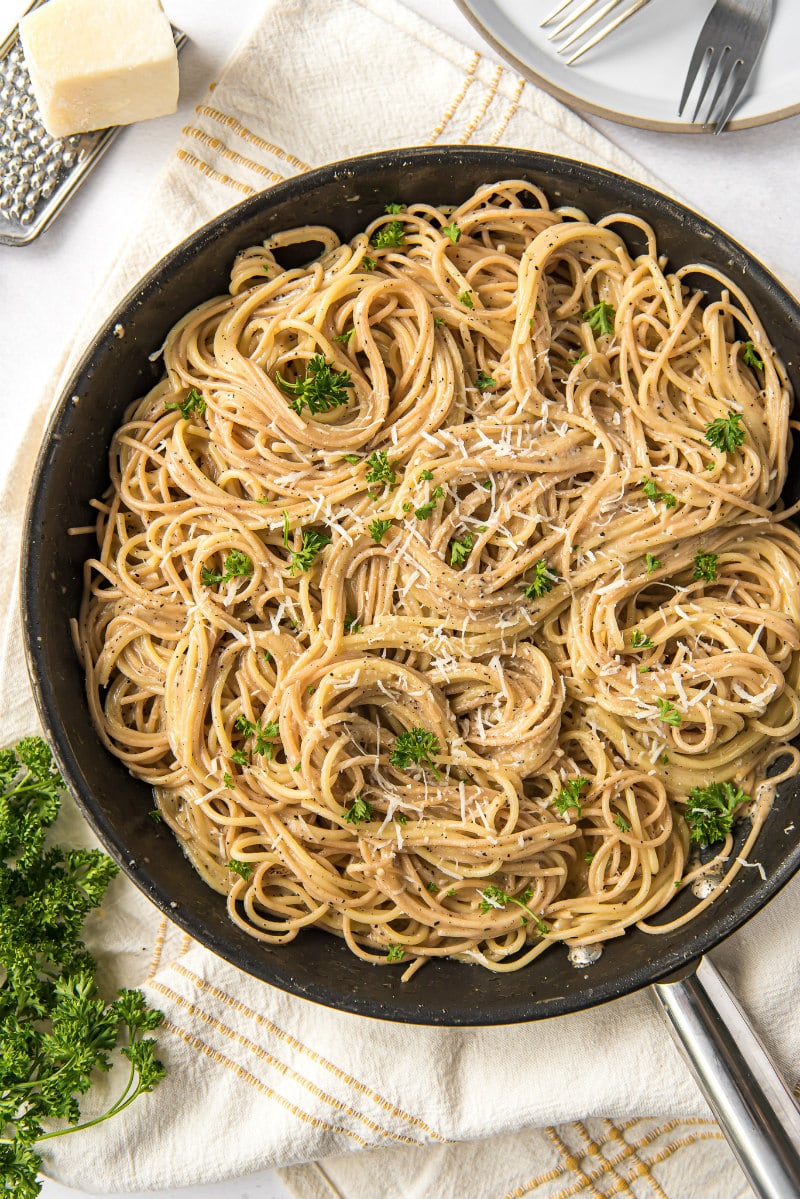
652,956 -> 800,1199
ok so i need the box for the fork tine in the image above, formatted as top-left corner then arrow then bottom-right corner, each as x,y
699,46 -> 733,126
565,0 -> 650,64
549,0 -> 601,41
557,0 -> 621,51
712,59 -> 748,133
678,38 -> 713,116
689,47 -> 720,123
541,0 -> 577,27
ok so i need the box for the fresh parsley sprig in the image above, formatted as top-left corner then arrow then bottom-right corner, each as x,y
164,387 -> 206,420
372,220 -> 406,249
390,728 -> 442,780
0,738 -> 165,1199
522,559 -> 558,600
365,450 -> 399,491
583,301 -> 616,336
685,781 -> 749,845
693,550 -> 718,582
742,342 -> 764,371
704,411 -> 745,454
343,795 -> 373,824
277,354 -> 353,417
479,884 -> 549,937
553,776 -> 588,818
368,518 -> 393,544
234,714 -> 280,760
201,550 -> 253,587
640,477 -> 677,509
286,529 -> 331,575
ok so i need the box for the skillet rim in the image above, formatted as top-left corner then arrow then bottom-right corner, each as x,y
20,145 -> 800,1025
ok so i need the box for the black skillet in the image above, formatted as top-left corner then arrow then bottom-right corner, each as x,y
20,148 -> 800,1196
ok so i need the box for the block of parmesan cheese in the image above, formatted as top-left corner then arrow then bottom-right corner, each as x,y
19,0 -> 179,139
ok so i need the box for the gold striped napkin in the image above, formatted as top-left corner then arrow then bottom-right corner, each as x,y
6,1 -> 792,1195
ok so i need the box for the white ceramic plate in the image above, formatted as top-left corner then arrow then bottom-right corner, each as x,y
455,0 -> 800,132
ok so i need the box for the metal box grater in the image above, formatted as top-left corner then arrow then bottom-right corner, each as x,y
0,1 -> 187,246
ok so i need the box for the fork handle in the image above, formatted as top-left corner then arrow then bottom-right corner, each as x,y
652,957 -> 800,1199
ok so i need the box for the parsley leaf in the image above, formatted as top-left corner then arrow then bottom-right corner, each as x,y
343,795 -> 373,824
365,450 -> 398,491
344,613 -> 361,634
476,371 -> 496,391
704,411 -> 745,454
553,776 -> 588,819
522,559 -> 558,599
583,301 -> 616,336
685,781 -> 749,845
227,859 -> 254,880
693,550 -> 718,582
164,387 -> 206,419
449,532 -> 474,567
630,629 -> 654,649
287,529 -> 331,575
479,885 -> 549,936
640,477 -> 676,509
372,220 -> 405,249
362,256 -> 376,272
386,943 -> 405,962
742,342 -> 764,370
368,518 -> 393,544
333,328 -> 356,345
614,812 -> 631,833
645,553 -> 661,576
201,549 -> 253,586
458,290 -> 474,309
390,728 -> 441,779
442,222 -> 461,243
277,354 -> 353,417
234,714 -> 280,759
656,698 -> 681,727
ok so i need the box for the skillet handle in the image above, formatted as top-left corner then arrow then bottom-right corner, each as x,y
652,955 -> 800,1199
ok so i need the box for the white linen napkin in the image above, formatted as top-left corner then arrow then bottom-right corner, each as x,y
3,1 -> 794,1195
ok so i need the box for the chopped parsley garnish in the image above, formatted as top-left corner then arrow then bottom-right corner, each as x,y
234,714 -> 280,759
362,256 -> 376,271
553,776 -> 588,819
414,497 -> 439,520
231,749 -> 249,768
343,795 -> 373,824
365,450 -> 398,490
223,772 -> 234,788
426,881 -> 439,893
522,559 -> 558,599
287,529 -> 331,575
391,728 -> 442,778
645,553 -> 661,576
0,737 -> 165,1195
449,532 -> 474,567
433,315 -> 445,327
685,781 -> 749,845
584,852 -> 595,864
344,613 -> 361,634
442,222 -> 461,243
394,813 -> 407,825
641,477 -> 677,508
148,808 -> 163,823
277,354 -> 353,417
368,518 -> 393,544
630,629 -> 654,649
476,371 -> 496,390
705,411 -> 745,453
419,468 -> 434,481
201,549 -> 254,586
164,386 -> 206,419
479,884 -> 548,936
333,327 -> 356,345
583,301 -> 616,336
614,813 -> 631,833
458,290 -> 474,309
385,202 -> 403,214
656,698 -> 682,727
386,943 -> 405,962
227,859 -> 253,880
481,479 -> 493,490
372,220 -> 406,249
344,453 -> 361,465
693,550 -> 718,582
567,350 -> 587,366
742,341 -> 764,370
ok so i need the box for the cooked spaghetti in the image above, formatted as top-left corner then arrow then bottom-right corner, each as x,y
74,180 -> 800,978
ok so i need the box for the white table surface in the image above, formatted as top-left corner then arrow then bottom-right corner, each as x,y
1,1 -> 799,1196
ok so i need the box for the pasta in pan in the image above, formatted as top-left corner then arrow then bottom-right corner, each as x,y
73,180 -> 800,978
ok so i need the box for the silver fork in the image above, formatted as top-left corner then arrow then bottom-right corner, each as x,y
679,0 -> 774,133
541,0 -> 652,65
